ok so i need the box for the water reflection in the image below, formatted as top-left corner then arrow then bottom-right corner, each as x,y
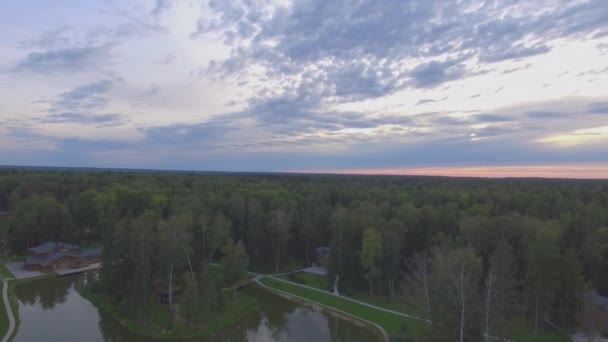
14,274 -> 382,342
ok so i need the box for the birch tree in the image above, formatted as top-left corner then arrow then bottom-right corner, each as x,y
270,207 -> 290,273
451,248 -> 482,342
526,233 -> 559,335
360,228 -> 382,296
483,239 -> 517,341
404,250 -> 432,317
157,215 -> 193,325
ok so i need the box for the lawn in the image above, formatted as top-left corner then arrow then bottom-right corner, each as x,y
260,277 -> 428,339
278,272 -> 426,318
277,272 -> 330,290
349,292 -> 427,317
0,282 -> 7,340
514,331 -> 571,342
0,263 -> 15,280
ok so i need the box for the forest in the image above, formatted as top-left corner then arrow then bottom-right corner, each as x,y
0,169 -> 607,341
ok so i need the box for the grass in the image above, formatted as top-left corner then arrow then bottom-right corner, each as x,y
514,330 -> 571,342
0,283 -> 7,340
277,272 -> 330,290
260,277 -> 428,339
0,263 -> 14,280
349,292 -> 427,318
279,272 -> 427,319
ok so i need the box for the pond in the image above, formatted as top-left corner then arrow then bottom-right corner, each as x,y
13,274 -> 382,342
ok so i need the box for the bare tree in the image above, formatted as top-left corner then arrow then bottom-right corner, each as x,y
483,239 -> 517,341
403,250 -> 432,317
451,249 -> 481,342
484,269 -> 496,342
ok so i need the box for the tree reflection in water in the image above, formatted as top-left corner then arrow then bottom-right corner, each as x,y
14,274 -> 381,342
15,275 -> 72,310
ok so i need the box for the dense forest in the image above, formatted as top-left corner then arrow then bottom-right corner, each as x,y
1,169 -> 607,341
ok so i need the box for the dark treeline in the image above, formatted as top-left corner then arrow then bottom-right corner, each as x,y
0,169 -> 607,341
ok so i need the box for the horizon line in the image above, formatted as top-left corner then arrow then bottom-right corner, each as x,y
1,163 -> 608,180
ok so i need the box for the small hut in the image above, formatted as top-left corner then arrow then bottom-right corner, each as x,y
314,247 -> 330,267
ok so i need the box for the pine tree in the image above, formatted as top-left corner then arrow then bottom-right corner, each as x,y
554,248 -> 584,331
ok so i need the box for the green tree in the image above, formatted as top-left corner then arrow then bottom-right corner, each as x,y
207,212 -> 231,262
12,195 -> 74,248
157,214 -> 193,325
553,248 -> 584,331
483,239 -> 518,341
180,272 -> 200,328
198,261 -> 222,319
222,239 -> 249,292
270,207 -> 291,272
381,223 -> 402,297
526,232 -> 559,335
360,228 -> 382,296
69,190 -> 100,239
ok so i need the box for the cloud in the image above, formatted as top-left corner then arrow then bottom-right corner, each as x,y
41,112 -> 123,126
588,101 -> 608,114
525,111 -> 566,119
200,0 -> 608,103
157,54 -> 175,64
52,79 -> 115,111
409,59 -> 467,88
474,114 -> 515,122
416,99 -> 436,105
151,0 -> 172,16
20,26 -> 71,49
14,45 -> 113,73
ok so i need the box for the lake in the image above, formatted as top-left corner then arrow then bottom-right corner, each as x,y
13,274 -> 382,342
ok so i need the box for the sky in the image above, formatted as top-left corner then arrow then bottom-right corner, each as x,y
1,0 -> 608,178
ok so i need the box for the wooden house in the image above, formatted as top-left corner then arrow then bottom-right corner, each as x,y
24,241 -> 102,272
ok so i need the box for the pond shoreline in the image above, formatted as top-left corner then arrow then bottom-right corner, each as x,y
8,272 -> 384,342
81,286 -> 259,340
254,280 -> 389,342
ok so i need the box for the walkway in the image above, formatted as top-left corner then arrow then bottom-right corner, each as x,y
267,275 -> 431,323
255,276 -> 390,342
4,262 -> 43,280
258,274 -> 518,341
1,281 -> 15,342
302,265 -> 327,275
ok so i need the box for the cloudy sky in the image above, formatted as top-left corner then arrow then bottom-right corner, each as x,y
1,0 -> 607,177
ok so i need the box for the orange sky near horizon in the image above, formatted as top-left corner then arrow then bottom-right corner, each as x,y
292,164 -> 608,179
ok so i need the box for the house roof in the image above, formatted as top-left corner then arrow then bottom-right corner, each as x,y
24,247 -> 102,266
594,294 -> 608,311
315,247 -> 330,254
76,247 -> 102,258
25,252 -> 79,266
28,241 -> 80,254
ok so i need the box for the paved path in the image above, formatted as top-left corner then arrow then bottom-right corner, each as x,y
302,265 -> 327,275
191,264 -> 515,341
268,275 -> 431,323
255,276 -> 390,342
4,262 -> 43,280
1,281 -> 15,342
